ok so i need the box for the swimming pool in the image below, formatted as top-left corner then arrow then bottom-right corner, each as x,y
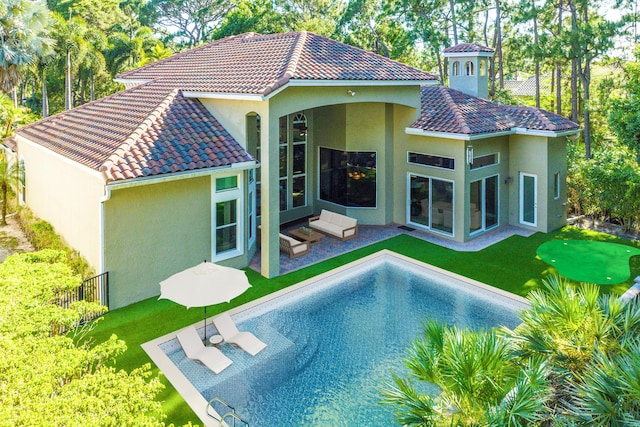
144,251 -> 528,426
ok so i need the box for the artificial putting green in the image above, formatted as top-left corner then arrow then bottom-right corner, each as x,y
537,239 -> 640,284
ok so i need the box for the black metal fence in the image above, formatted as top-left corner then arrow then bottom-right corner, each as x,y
57,272 -> 109,315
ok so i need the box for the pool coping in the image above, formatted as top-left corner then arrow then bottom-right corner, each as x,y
142,249 -> 529,425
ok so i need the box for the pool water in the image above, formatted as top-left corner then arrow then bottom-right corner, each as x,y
161,255 -> 526,426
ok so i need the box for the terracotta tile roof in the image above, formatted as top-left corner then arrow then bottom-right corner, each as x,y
12,81 -> 253,182
116,31 -> 438,95
411,86 -> 579,135
443,43 -> 494,54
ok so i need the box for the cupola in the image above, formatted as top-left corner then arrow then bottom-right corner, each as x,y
443,43 -> 494,99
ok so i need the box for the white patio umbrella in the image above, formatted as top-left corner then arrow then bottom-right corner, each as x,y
159,261 -> 251,341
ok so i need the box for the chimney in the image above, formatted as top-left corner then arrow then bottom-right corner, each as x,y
443,43 -> 494,99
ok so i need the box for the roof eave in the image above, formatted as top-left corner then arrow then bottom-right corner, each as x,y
442,51 -> 494,58
404,127 -> 512,140
114,78 -> 152,87
105,160 -> 258,188
182,91 -> 266,101
13,134 -> 106,182
184,79 -> 439,102
405,126 -> 581,140
512,127 -> 581,137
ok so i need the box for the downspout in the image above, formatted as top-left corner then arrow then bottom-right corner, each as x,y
99,183 -> 112,276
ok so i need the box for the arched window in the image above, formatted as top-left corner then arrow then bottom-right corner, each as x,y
465,61 -> 474,76
452,61 -> 460,76
479,60 -> 486,76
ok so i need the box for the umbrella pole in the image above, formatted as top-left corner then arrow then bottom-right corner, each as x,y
204,306 -> 207,342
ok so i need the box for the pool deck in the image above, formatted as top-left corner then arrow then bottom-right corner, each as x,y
144,250 -> 530,426
250,223 -> 535,274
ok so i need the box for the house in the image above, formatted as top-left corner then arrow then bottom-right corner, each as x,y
4,33 -> 579,309
504,74 -> 553,97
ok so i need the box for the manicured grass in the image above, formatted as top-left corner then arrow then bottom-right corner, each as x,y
88,226 -> 640,425
537,240 -> 640,284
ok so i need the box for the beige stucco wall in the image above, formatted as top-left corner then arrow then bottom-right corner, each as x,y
201,85 -> 422,277
16,136 -> 104,269
546,136 -> 568,231
391,105 -> 467,242
508,133 -> 555,232
344,102 -> 388,224
464,136 -> 510,240
103,175 -> 211,309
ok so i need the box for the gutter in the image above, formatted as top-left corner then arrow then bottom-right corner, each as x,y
178,79 -> 440,102
104,160 -> 258,191
404,127 -> 581,140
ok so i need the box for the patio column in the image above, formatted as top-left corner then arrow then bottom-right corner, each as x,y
260,112 -> 280,278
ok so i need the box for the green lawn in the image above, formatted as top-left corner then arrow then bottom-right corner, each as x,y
538,239 -> 640,284
88,226 -> 640,425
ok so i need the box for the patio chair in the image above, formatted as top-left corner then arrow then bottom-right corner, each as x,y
176,326 -> 232,374
212,312 -> 267,356
280,233 -> 309,259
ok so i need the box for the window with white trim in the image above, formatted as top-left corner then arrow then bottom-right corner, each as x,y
408,174 -> 454,236
279,112 -> 308,211
470,153 -> 498,170
408,151 -> 455,170
553,172 -> 560,199
213,174 -> 243,260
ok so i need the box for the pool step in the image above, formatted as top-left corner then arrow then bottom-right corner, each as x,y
268,312 -> 320,373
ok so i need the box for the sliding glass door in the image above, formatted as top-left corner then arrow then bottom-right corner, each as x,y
408,174 -> 454,236
469,175 -> 498,234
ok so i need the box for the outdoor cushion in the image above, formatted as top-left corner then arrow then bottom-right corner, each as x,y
309,209 -> 358,240
279,233 -> 309,258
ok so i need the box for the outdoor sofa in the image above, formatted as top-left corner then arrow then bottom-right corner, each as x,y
308,209 -> 358,241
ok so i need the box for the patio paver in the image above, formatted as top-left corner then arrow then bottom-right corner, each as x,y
250,224 -> 535,274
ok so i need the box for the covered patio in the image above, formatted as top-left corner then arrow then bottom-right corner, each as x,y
250,221 -> 535,274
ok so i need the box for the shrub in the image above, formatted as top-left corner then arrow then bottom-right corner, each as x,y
16,208 -> 95,278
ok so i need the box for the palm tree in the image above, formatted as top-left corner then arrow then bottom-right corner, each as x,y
0,151 -> 22,226
105,26 -> 168,77
76,27 -> 107,103
51,13 -> 91,110
0,0 -> 54,95
381,320 -> 551,426
382,276 -> 640,425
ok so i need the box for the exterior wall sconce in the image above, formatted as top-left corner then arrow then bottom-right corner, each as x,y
347,90 -> 356,97
466,145 -> 474,165
505,176 -> 513,185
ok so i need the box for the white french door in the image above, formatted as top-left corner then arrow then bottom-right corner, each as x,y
519,173 -> 537,227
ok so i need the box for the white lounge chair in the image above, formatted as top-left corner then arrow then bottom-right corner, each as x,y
213,313 -> 267,356
176,326 -> 232,374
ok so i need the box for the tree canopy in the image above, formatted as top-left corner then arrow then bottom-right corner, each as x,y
382,276 -> 640,425
0,250 -> 166,425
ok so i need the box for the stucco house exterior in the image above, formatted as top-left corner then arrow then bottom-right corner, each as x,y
4,32 -> 579,309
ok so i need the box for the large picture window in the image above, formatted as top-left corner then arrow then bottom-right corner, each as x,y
319,147 -> 377,208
